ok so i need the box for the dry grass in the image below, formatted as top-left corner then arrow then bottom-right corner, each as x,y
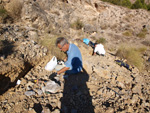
90,36 -> 96,40
5,0 -> 23,21
96,37 -> 107,44
116,45 -> 146,71
39,34 -> 66,60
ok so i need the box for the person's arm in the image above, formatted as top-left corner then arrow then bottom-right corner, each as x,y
57,67 -> 70,75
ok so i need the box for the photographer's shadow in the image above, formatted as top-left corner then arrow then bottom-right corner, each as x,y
60,68 -> 94,113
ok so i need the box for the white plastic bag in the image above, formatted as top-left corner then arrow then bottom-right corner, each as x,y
94,44 -> 105,55
45,80 -> 61,93
45,56 -> 57,71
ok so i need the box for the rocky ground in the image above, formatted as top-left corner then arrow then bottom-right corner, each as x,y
0,0 -> 150,113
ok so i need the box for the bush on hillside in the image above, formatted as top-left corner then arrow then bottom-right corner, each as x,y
122,30 -> 133,36
70,19 -> 84,30
96,37 -> 107,44
140,0 -> 147,9
137,28 -> 147,38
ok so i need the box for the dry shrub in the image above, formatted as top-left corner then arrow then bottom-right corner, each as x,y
5,0 -> 23,20
39,34 -> 66,60
137,28 -> 147,39
116,45 -> 146,71
0,5 -> 12,23
122,30 -> 133,37
70,19 -> 84,30
96,37 -> 107,44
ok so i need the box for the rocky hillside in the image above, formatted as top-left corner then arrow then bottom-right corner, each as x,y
0,0 -> 150,113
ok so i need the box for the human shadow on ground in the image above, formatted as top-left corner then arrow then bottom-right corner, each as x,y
0,75 -> 11,95
0,40 -> 15,58
60,58 -> 94,113
33,103 -> 43,113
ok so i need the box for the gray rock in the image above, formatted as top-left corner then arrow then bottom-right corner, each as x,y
45,80 -> 61,93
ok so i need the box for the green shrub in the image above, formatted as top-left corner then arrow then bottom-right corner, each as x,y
116,45 -> 146,70
70,19 -> 84,30
96,37 -> 106,44
140,0 -> 147,9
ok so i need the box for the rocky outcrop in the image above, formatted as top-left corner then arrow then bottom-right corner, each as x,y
0,24 -> 47,94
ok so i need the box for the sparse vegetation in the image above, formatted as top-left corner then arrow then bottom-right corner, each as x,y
96,37 -> 107,44
116,45 -> 146,71
142,40 -> 150,46
121,0 -> 132,8
70,19 -> 84,30
0,5 -> 10,23
102,0 -> 149,11
137,28 -> 147,38
5,0 -> 23,21
101,0 -> 132,8
131,0 -> 147,9
90,36 -> 96,40
39,34 -> 66,60
0,5 -> 7,16
122,30 -> 133,36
